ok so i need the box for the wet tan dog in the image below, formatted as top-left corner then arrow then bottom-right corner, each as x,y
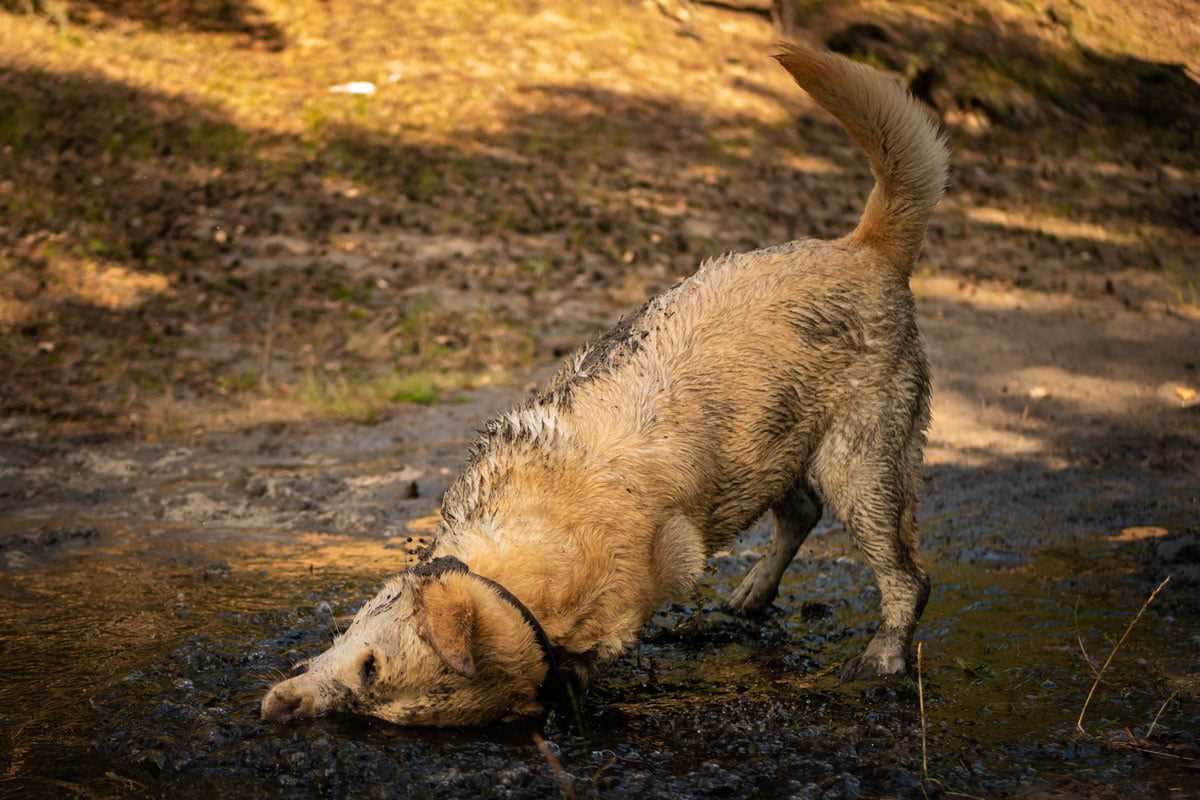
262,40 -> 948,726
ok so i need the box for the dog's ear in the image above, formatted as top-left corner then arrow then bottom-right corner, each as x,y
417,577 -> 477,677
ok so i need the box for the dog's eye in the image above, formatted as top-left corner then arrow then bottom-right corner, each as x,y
360,653 -> 377,686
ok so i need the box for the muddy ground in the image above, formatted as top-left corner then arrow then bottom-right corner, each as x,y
2,276 -> 1199,798
2,0 -> 1200,798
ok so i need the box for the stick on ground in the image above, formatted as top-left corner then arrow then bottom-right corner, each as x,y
1145,690 -> 1179,741
917,640 -> 928,779
1076,576 -> 1171,734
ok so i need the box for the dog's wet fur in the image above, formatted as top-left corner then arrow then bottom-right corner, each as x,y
262,41 -> 950,726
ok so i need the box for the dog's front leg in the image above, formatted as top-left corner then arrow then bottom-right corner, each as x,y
728,481 -> 822,615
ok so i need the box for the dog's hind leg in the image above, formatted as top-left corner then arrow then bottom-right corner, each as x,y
824,452 -> 930,680
727,481 -> 822,615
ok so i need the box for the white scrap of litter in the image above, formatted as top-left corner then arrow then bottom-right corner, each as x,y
329,81 -> 376,95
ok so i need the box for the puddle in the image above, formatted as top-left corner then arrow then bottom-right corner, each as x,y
1,516 -> 1196,799
2,396 -> 1197,797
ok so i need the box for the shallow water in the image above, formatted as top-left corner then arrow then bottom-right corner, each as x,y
1,513 -> 1196,799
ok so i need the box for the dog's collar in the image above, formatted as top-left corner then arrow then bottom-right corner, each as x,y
410,555 -> 566,703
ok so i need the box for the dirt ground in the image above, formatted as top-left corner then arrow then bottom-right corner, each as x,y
1,1 -> 1199,798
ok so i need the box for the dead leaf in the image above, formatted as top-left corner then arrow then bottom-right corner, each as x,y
1029,386 -> 1049,399
1112,526 -> 1169,542
1175,386 -> 1197,402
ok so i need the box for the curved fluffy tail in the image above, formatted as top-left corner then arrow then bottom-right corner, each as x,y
775,41 -> 949,274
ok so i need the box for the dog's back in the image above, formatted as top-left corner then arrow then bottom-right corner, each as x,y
502,43 -> 949,548
442,40 -> 948,679
549,240 -> 924,547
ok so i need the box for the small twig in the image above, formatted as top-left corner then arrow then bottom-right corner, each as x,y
917,641 -> 928,780
1146,690 -> 1178,740
103,771 -> 146,791
1112,741 -> 1192,761
1076,576 -> 1171,734
1073,597 -> 1102,679
1075,634 -> 1101,679
922,777 -> 987,800
916,647 -> 984,799
533,733 -> 576,800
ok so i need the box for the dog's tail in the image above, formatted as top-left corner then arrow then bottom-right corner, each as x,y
775,41 -> 949,274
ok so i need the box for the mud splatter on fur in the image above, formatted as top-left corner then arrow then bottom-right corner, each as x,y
262,40 -> 950,725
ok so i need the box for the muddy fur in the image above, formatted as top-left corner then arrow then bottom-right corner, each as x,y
261,40 -> 949,726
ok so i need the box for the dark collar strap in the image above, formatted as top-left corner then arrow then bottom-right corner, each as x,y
412,555 -> 566,703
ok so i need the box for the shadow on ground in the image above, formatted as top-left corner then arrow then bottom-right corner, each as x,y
791,0 -> 1200,145
1,37 -> 1196,430
3,0 -> 284,47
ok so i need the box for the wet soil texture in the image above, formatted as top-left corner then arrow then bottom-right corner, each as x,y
2,333 -> 1199,799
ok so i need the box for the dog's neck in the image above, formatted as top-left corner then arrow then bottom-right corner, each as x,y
436,465 -> 670,664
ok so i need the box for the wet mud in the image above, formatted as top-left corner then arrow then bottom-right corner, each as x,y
2,383 -> 1198,799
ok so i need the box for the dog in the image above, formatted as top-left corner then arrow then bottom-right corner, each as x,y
261,40 -> 949,727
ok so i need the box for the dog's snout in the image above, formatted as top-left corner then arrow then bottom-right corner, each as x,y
261,681 -> 314,723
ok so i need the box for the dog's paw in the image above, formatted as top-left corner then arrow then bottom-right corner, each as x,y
838,641 -> 908,682
726,563 -> 779,616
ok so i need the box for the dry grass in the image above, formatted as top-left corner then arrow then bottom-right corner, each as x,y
136,367 -> 490,436
1,0 -> 1197,436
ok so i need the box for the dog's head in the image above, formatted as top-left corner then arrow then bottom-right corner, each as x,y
260,568 -> 548,726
